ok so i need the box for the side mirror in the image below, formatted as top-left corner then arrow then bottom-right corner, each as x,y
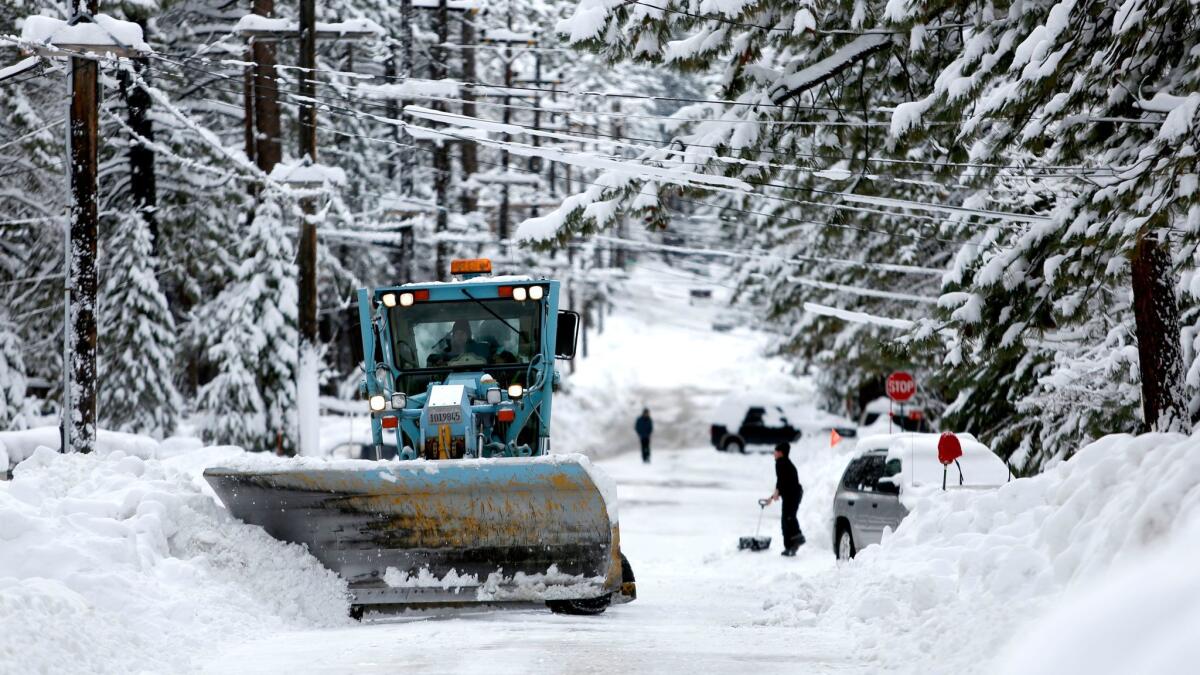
555,310 -> 580,359
876,476 -> 900,495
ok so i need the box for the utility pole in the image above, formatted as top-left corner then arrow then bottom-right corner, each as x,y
528,51 -> 542,218
459,13 -> 479,214
242,43 -> 257,176
432,0 -> 451,280
498,13 -> 513,252
65,0 -> 101,454
296,0 -> 320,457
251,0 -> 282,175
399,0 -> 415,282
611,99 -> 626,269
548,81 -> 557,200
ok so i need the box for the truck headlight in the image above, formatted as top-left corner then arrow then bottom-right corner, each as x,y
512,287 -> 528,302
529,285 -> 544,300
399,292 -> 415,307
507,384 -> 523,399
390,392 -> 406,409
486,388 -> 502,405
381,293 -> 397,308
369,395 -> 387,412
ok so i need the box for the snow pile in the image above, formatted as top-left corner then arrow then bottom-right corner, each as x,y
1,426 -> 160,471
759,433 -> 1200,673
996,518 -> 1200,675
0,446 -> 349,674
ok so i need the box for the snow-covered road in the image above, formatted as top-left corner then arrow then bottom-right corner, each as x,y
205,262 -> 864,673
204,445 -> 861,674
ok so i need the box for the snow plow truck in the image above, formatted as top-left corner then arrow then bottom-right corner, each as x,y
204,259 -> 635,616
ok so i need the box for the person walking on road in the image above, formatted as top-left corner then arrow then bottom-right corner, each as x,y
635,409 -> 654,463
765,442 -> 805,556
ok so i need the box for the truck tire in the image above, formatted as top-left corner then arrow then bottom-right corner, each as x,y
547,594 -> 611,615
723,437 -> 745,454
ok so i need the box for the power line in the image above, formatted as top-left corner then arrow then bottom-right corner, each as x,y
136,56 -> 1008,246
136,48 -> 1137,177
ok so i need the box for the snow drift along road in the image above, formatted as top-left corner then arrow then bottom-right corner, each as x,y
0,445 -> 349,675
760,432 -> 1200,674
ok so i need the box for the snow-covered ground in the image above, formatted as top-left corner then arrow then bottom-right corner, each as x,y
3,261 -> 1199,674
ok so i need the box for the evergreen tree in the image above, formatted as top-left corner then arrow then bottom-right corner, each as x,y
0,309 -> 28,430
195,196 -> 298,451
97,211 -> 182,438
534,0 -> 1199,468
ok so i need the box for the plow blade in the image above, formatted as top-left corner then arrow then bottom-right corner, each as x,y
203,456 -> 622,607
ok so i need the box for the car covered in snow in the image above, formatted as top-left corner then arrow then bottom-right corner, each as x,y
710,395 -> 856,453
832,433 -> 1011,560
858,396 -> 933,434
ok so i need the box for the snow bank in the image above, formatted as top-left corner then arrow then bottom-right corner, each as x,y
0,426 -> 160,471
759,433 -> 1200,673
0,445 -> 349,674
996,518 -> 1200,675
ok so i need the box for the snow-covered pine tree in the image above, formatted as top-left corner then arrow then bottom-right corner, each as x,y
195,196 -> 299,452
525,0 -> 975,421
530,1 -> 1199,468
0,308 -> 28,430
885,0 -> 1200,457
97,210 -> 182,438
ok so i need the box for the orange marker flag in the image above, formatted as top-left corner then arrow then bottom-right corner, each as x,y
830,429 -> 843,447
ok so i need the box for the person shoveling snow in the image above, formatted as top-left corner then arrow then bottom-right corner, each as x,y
764,442 -> 806,556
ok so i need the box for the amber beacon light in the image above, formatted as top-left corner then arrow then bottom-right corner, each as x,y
450,258 -> 492,275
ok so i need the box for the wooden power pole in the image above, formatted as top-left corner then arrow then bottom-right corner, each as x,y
432,0 -> 451,280
459,13 -> 479,214
296,0 -> 320,457
65,0 -> 101,454
251,0 -> 282,174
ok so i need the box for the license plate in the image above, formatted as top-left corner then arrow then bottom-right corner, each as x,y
428,407 -> 462,425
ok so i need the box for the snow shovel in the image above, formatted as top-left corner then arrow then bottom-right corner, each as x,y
738,499 -> 772,551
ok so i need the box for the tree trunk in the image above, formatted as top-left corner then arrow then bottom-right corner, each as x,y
1130,231 -> 1187,431
121,60 -> 158,254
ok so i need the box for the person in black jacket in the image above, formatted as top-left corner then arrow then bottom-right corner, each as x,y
765,442 -> 805,556
634,409 -> 653,463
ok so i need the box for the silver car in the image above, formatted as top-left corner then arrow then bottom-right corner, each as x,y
832,433 -> 1011,560
832,447 -> 906,560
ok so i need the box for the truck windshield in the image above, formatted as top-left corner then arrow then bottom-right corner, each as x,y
387,298 -> 541,382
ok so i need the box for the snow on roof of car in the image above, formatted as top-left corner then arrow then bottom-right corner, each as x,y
856,432 -> 1011,488
711,392 -> 792,428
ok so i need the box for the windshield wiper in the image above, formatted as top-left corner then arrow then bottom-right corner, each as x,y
460,288 -> 522,337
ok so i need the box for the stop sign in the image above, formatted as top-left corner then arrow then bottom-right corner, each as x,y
886,371 -> 916,402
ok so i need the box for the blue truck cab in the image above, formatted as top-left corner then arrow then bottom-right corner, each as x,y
357,258 -> 580,461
